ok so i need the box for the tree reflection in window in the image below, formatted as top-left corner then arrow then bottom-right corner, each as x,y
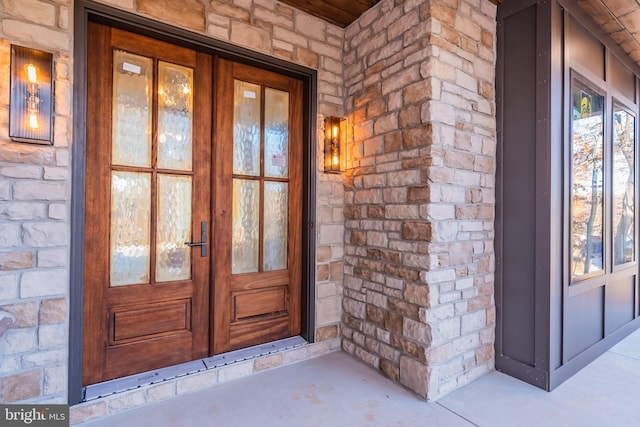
613,108 -> 635,266
571,81 -> 604,277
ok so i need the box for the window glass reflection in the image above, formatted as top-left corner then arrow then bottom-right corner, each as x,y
571,80 -> 604,277
613,108 -> 635,266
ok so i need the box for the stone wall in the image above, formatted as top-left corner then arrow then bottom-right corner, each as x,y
341,0 -> 497,399
0,0 -> 345,413
0,0 -> 72,404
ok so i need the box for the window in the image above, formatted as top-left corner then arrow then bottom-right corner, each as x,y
570,78 -> 605,278
612,106 -> 635,266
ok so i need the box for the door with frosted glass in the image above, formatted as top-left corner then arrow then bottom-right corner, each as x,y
213,60 -> 302,353
83,23 -> 211,384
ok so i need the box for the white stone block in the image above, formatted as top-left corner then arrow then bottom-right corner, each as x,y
0,202 -> 47,220
3,328 -> 37,354
38,324 -> 66,348
282,345 -> 309,364
22,222 -> 68,247
317,281 -> 338,299
145,382 -> 176,403
56,150 -> 70,167
230,21 -> 270,52
0,273 -> 18,300
0,224 -> 21,247
432,316 -> 461,343
316,297 -> 341,324
461,309 -> 487,334
107,389 -> 146,412
5,0 -> 56,26
1,165 -> 41,178
3,19 -> 69,51
48,204 -> 66,220
176,370 -> 218,395
44,167 -> 68,181
20,269 -> 67,298
22,349 -> 66,367
295,13 -> 326,42
13,182 -> 66,201
37,249 -> 67,268
0,181 -> 9,201
318,224 -> 344,244
44,365 -> 66,395
218,360 -> 253,383
0,355 -> 20,373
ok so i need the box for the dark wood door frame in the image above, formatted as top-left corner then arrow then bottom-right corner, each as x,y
71,0 -> 317,404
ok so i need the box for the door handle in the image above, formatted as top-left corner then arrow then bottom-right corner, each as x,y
185,221 -> 207,257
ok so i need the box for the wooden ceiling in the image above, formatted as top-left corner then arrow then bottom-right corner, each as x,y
278,0 -> 504,27
278,0 -> 381,27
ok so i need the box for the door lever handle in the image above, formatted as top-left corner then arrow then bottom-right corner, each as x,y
185,221 -> 207,257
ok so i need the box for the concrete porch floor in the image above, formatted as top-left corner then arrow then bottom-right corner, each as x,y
82,328 -> 640,427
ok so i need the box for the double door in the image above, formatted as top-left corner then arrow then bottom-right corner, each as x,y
83,23 -> 302,385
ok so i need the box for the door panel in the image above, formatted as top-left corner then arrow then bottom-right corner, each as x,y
84,24 -> 304,385
213,59 -> 302,353
83,23 -> 212,385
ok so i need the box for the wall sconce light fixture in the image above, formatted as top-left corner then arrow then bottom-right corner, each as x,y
10,45 -> 53,144
324,116 -> 346,173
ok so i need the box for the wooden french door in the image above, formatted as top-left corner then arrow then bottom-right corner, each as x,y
83,23 -> 212,385
83,24 -> 302,385
212,60 -> 302,353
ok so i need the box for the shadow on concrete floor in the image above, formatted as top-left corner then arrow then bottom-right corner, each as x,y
83,328 -> 640,427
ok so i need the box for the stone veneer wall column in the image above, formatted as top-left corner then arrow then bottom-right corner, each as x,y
0,0 -> 346,416
341,0 -> 497,399
0,0 -> 72,404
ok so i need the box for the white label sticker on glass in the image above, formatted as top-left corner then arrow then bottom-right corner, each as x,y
271,155 -> 286,167
243,91 -> 257,99
123,62 -> 141,75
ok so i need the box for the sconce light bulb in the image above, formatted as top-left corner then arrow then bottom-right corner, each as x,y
333,155 -> 339,165
332,125 -> 339,139
29,112 -> 39,130
27,64 -> 37,83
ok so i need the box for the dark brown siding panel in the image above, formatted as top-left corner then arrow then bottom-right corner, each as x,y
605,275 -> 635,335
565,286 -> 604,360
568,15 -> 604,80
609,55 -> 636,102
500,4 -> 537,366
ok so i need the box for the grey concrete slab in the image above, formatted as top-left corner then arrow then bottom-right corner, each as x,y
82,329 -> 640,427
82,352 -> 472,427
609,328 -> 640,360
438,350 -> 640,427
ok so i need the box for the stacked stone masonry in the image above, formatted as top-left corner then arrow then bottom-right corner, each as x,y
341,0 -> 497,399
0,0 -> 72,405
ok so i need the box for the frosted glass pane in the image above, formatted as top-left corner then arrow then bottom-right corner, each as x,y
613,109 -> 635,266
158,62 -> 193,171
156,174 -> 192,282
264,88 -> 289,178
263,182 -> 288,271
110,172 -> 151,286
233,80 -> 261,176
112,50 -> 152,167
232,179 -> 259,274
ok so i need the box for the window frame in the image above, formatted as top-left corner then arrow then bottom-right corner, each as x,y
568,72 -> 608,284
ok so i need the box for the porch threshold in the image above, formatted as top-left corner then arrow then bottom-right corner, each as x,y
84,336 -> 308,401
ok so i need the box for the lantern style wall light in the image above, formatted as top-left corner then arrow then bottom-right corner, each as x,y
9,45 -> 54,144
324,116 -> 346,173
